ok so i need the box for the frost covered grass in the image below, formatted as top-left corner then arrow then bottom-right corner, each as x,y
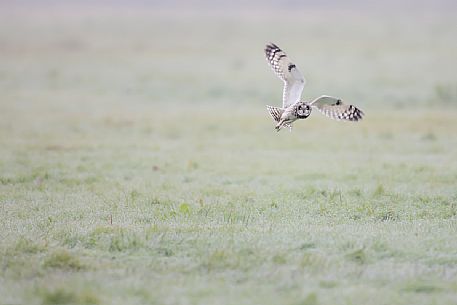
1,6 -> 457,305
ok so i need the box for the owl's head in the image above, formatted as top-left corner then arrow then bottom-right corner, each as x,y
296,102 -> 311,119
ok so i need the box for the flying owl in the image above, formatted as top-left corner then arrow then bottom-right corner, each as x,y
264,43 -> 364,131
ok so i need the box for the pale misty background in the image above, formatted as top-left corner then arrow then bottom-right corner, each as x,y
1,1 -> 457,305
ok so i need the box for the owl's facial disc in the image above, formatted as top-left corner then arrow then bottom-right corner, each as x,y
297,103 -> 311,119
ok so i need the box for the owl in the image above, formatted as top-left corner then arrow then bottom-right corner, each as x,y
265,43 -> 364,131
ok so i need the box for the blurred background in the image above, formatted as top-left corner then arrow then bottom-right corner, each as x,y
2,0 -> 457,195
2,0 -> 457,191
1,0 -> 456,116
2,2 -> 457,304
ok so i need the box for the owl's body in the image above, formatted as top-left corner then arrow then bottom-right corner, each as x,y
267,102 -> 311,131
264,43 -> 364,131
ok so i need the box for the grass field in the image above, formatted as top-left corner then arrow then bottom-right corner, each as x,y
1,5 -> 457,305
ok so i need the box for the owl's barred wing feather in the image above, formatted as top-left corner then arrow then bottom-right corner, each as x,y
265,43 -> 306,108
310,95 -> 364,122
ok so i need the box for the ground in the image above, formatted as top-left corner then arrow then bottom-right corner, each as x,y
1,5 -> 457,305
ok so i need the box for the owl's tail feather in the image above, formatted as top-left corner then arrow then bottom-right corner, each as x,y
266,105 -> 284,123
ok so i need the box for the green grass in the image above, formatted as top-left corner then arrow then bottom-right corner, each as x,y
1,5 -> 457,305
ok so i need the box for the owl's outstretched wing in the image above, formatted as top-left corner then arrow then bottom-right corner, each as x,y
310,95 -> 364,121
265,43 -> 306,108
